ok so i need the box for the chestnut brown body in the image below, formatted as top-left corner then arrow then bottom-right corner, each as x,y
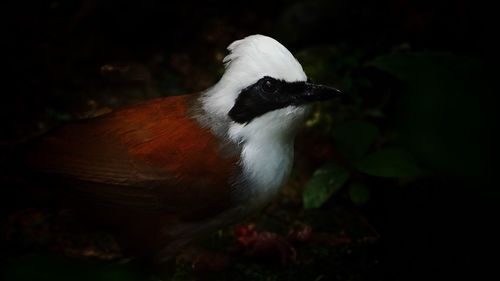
26,94 -> 239,260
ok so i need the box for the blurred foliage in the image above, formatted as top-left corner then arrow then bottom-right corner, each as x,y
333,121 -> 379,160
371,52 -> 495,177
355,148 -> 421,178
297,48 -> 496,208
348,183 -> 370,206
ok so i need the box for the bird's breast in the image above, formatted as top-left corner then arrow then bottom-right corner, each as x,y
236,140 -> 294,210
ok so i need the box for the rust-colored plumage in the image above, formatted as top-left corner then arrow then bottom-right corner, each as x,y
26,94 -> 238,260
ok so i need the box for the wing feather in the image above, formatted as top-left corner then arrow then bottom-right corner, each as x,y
26,95 -> 238,218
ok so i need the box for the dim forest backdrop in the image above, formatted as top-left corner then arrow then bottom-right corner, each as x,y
1,0 -> 498,281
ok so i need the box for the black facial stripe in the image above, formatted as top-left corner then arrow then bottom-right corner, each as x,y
228,76 -> 341,124
228,76 -> 309,124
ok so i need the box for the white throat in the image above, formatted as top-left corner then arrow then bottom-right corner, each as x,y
228,106 -> 310,208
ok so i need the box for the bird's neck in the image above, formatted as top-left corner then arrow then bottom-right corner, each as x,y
239,137 -> 295,209
194,97 -> 305,211
228,110 -> 301,209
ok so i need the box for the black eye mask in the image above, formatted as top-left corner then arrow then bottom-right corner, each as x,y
228,76 -> 342,124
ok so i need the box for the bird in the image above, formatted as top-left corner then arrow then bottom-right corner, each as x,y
24,34 -> 342,262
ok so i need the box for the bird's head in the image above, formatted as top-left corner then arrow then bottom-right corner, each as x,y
201,35 -> 341,143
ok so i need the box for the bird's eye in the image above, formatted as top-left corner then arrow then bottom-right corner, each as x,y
261,77 -> 278,94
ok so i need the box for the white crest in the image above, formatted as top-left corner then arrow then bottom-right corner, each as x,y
201,34 -> 307,118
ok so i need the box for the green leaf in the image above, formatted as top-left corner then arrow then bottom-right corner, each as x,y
348,183 -> 370,205
303,163 -> 350,209
333,121 -> 379,160
355,148 -> 421,178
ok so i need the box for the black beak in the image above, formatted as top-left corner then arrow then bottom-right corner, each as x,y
299,82 -> 342,103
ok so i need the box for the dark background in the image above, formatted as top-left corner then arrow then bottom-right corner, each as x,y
1,0 -> 498,280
